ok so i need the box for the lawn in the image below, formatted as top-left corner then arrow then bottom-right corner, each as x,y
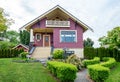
0,58 -> 57,82
105,62 -> 120,82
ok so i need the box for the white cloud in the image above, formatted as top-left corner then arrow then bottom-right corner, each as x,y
0,0 -> 120,47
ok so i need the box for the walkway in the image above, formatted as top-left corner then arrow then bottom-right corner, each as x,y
37,58 -> 90,82
75,69 -> 89,82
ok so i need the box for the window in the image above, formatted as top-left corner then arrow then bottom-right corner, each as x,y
60,30 -> 77,42
36,33 -> 41,41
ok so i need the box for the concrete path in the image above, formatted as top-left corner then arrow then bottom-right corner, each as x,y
75,69 -> 89,82
37,58 -> 89,82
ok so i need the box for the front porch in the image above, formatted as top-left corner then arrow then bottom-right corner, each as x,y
30,28 -> 53,47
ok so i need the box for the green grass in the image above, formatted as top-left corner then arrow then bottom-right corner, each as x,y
0,58 -> 57,82
105,62 -> 120,82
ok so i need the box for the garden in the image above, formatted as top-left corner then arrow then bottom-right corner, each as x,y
0,47 -> 120,82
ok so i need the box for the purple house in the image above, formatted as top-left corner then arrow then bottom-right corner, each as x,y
20,5 -> 91,58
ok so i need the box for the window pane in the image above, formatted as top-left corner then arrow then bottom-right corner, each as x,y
36,34 -> 41,40
61,31 -> 76,42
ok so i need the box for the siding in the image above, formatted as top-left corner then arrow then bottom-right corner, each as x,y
31,18 -> 83,48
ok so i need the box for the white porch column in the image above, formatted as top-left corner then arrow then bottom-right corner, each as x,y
30,29 -> 34,42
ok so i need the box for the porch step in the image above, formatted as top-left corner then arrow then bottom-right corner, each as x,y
31,47 -> 51,59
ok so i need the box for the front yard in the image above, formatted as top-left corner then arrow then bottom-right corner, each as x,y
0,58 -> 57,82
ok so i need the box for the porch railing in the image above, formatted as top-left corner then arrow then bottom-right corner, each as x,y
46,20 -> 70,27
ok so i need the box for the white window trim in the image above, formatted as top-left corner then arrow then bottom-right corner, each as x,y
60,30 -> 77,43
36,33 -> 41,41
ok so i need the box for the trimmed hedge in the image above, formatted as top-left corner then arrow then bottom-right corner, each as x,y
84,47 -> 120,62
53,49 -> 64,59
83,57 -> 100,67
100,57 -> 116,69
88,64 -> 110,82
0,49 -> 24,58
47,61 -> 77,82
87,57 -> 116,82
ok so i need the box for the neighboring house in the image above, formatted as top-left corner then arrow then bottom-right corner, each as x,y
19,5 -> 92,58
13,44 -> 29,52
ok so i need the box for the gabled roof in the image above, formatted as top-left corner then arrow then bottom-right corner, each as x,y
13,43 -> 29,50
19,5 -> 93,32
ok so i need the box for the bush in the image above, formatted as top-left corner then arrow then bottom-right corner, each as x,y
88,64 -> 110,82
47,61 -> 77,82
100,57 -> 116,69
53,49 -> 64,59
83,57 -> 100,67
67,54 -> 83,70
20,52 -> 28,59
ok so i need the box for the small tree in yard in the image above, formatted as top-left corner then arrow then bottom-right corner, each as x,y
20,30 -> 30,45
67,54 -> 83,70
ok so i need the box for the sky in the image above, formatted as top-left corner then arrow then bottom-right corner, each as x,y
0,0 -> 120,47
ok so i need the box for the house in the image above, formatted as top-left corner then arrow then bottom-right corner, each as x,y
13,44 -> 29,52
19,5 -> 92,58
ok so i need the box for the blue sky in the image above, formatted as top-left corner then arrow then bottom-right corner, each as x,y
0,0 -> 120,47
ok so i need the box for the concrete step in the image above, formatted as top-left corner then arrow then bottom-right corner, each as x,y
31,47 -> 51,59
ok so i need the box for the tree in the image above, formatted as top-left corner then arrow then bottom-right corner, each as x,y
0,41 -> 16,49
0,7 -> 13,32
4,30 -> 20,44
84,38 -> 94,47
20,30 -> 30,45
99,26 -> 120,48
99,36 -> 109,46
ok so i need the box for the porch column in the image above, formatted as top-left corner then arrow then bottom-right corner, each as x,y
30,29 -> 34,42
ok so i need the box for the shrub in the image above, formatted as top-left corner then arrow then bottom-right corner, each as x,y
47,61 -> 77,82
88,64 -> 110,82
53,49 -> 64,59
20,52 -> 28,59
100,57 -> 116,69
83,57 -> 100,67
67,54 -> 83,70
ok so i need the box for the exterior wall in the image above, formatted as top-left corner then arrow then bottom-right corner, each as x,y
53,18 -> 83,48
34,32 -> 53,46
54,48 -> 84,58
30,17 -> 83,48
31,18 -> 46,28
